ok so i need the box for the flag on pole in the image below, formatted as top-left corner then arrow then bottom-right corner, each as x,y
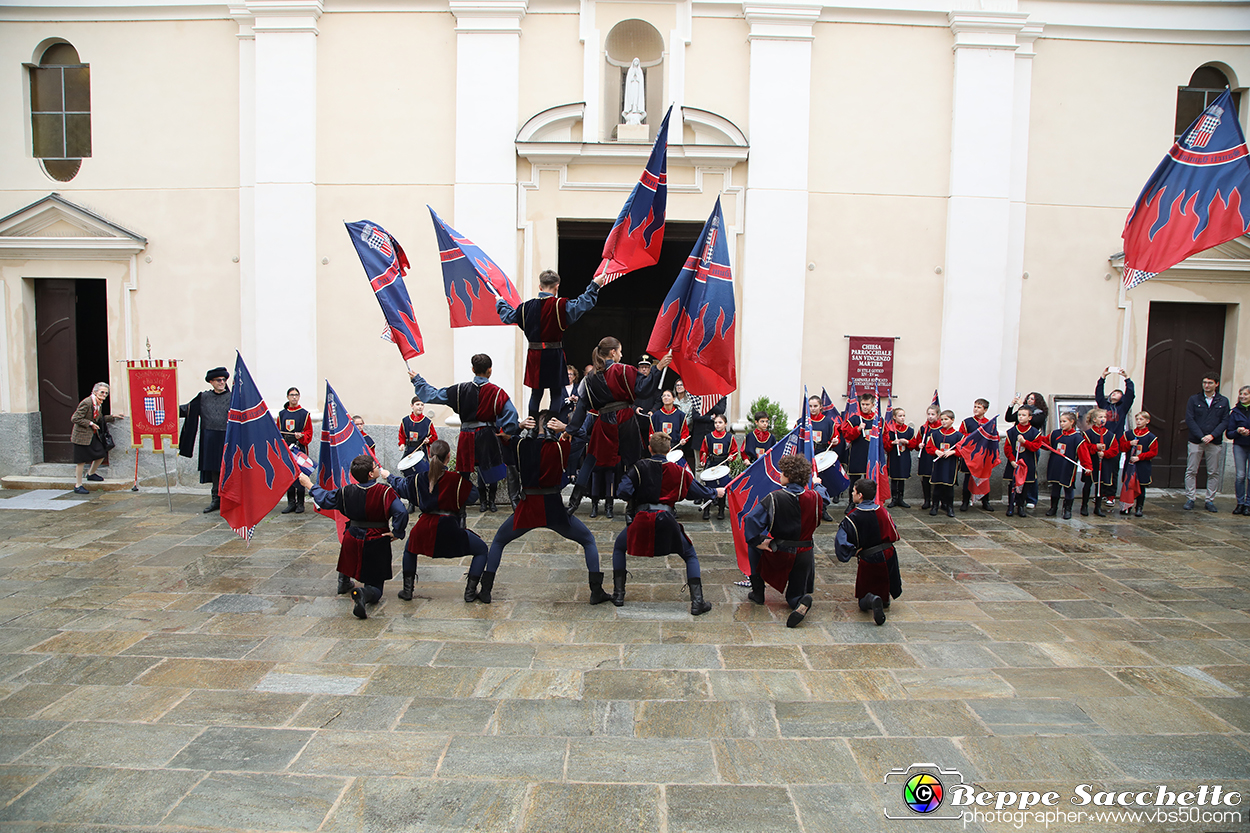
218,353 -> 299,543
931,389 -> 941,411
1119,457 -> 1142,513
845,379 -> 859,418
345,221 -> 424,360
595,106 -> 671,285
428,207 -> 523,327
726,425 -> 807,580
288,444 -> 315,477
316,381 -> 374,533
820,387 -> 840,423
1122,90 -> 1250,290
866,417 -> 891,505
646,197 -> 736,398
798,386 -> 814,462
956,417 -> 1001,497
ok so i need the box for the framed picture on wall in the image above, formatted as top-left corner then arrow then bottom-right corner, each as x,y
1051,396 -> 1098,431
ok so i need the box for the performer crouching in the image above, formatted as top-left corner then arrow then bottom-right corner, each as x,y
835,479 -> 901,626
484,412 -> 613,605
385,439 -> 488,603
612,432 -> 718,615
743,454 -> 829,628
300,455 -> 407,620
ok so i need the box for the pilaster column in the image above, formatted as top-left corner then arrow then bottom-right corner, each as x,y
230,7 -> 257,365
248,0 -> 321,404
451,0 -> 526,401
937,9 -> 1028,415
739,1 -> 820,411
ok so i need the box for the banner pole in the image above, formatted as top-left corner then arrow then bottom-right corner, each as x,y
160,449 -> 173,512
132,453 -> 140,492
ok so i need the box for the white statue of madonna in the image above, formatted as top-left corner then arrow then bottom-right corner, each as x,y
622,58 -> 646,125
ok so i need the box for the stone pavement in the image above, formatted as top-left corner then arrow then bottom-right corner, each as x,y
0,488 -> 1247,833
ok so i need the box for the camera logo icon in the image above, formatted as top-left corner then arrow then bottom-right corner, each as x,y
884,763 -> 965,821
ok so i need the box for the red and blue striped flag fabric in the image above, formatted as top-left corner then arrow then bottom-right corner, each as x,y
1122,90 -> 1250,290
219,352 -> 298,543
316,381 -> 374,533
345,221 -> 424,360
726,424 -> 808,577
1119,458 -> 1142,513
646,196 -> 736,398
866,416 -> 891,504
428,207 -> 522,328
956,416 -> 1001,497
595,106 -> 671,285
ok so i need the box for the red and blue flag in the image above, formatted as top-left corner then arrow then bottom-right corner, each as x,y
1119,457 -> 1142,513
316,381 -> 374,535
1122,90 -> 1250,290
595,106 -> 671,285
429,207 -> 522,327
866,416 -> 891,505
820,387 -> 841,424
726,424 -> 808,577
646,197 -> 736,398
931,389 -> 941,411
956,416 -> 1001,497
345,221 -> 424,360
219,352 -> 299,543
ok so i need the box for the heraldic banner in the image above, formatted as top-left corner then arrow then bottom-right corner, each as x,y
126,360 -> 179,450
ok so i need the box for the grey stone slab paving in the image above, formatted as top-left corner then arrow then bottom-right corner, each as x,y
15,721 -> 201,768
0,766 -> 206,826
665,784 -> 802,832
565,737 -> 717,783
437,736 -> 568,780
163,771 -> 347,831
166,726 -> 313,771
321,777 -> 528,833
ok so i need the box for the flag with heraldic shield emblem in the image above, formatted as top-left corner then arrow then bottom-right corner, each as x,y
345,220 -> 425,359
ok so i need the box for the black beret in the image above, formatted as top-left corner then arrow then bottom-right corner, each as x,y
205,367 -> 229,382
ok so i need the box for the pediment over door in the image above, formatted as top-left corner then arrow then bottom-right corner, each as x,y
0,193 -> 147,260
1111,235 -> 1250,283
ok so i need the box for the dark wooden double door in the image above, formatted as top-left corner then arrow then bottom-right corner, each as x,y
1141,302 -> 1225,489
34,279 -> 109,463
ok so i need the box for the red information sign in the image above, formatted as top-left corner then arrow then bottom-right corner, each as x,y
126,360 -> 179,450
847,336 -> 895,398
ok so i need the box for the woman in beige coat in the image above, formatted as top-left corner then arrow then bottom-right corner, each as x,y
72,383 -> 122,494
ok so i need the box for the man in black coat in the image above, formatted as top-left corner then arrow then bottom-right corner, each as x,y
1184,372 -> 1231,512
179,367 -> 231,513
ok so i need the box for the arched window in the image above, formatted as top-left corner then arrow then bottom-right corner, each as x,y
1175,65 -> 1240,141
28,42 -> 91,182
604,20 -> 664,141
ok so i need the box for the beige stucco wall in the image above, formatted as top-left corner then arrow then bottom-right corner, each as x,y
519,11 -> 583,130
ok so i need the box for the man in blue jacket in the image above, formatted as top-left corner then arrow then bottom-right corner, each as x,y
1185,373 -> 1231,512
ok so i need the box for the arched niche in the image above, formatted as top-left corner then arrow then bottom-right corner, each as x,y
603,19 -> 664,142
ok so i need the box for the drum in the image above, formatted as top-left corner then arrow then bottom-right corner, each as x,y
398,449 -> 426,471
665,449 -> 685,463
700,464 -> 731,482
813,449 -> 839,471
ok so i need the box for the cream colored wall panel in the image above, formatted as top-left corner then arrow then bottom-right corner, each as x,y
3,20 -> 239,191
316,12 -> 456,185
802,192 -> 947,421
315,184 -> 458,425
685,16 -> 750,133
1027,38 -> 1250,209
808,22 -> 952,198
519,13 -> 583,123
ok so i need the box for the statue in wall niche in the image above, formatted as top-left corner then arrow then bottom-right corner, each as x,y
622,58 -> 646,125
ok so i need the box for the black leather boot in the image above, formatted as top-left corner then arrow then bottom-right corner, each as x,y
1045,497 -> 1059,517
588,572 -> 612,605
717,497 -> 726,520
1135,495 -> 1145,517
929,503 -> 939,516
980,496 -> 994,512
921,480 -> 932,510
486,484 -> 498,513
858,595 -> 873,611
337,573 -> 353,595
1006,500 -> 1015,517
1093,499 -> 1105,517
477,571 -> 496,604
748,575 -> 765,605
604,498 -> 614,520
281,493 -> 296,514
612,569 -> 627,607
945,502 -> 955,518
506,468 -> 521,509
1062,500 -> 1073,520
688,577 -> 712,616
464,574 -> 480,603
566,485 -> 584,516
786,594 -> 812,628
589,500 -> 599,518
478,481 -> 489,513
203,496 -> 220,514
295,495 -> 305,514
702,502 -> 712,520
398,573 -> 416,601
1080,499 -> 1090,516
350,587 -> 367,619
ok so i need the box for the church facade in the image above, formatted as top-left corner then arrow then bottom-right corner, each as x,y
1,0 -> 1247,486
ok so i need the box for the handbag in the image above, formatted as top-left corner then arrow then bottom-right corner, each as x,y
100,421 -> 116,451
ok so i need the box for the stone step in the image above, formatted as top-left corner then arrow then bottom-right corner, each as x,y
1,475 -> 136,492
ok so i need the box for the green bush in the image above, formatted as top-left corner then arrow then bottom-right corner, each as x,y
745,395 -> 788,440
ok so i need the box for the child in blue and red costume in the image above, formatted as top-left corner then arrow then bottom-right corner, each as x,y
835,478 -> 901,625
1003,406 -> 1045,518
924,410 -> 962,517
743,412 -> 776,463
916,405 -> 942,510
278,386 -> 313,514
886,407 -> 919,509
409,353 -> 519,514
485,411 -> 613,605
301,454 -> 407,620
385,439 -> 486,604
612,432 -> 719,616
496,269 -> 605,415
959,399 -> 994,512
1080,408 -> 1120,517
698,413 -> 742,520
1125,411 -> 1159,517
742,453 -> 830,628
651,389 -> 691,454
840,392 -> 880,505
351,415 -> 376,453
1044,411 -> 1091,520
397,397 -> 436,476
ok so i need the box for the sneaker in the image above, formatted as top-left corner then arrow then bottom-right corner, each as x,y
1205,501 -> 1218,513
1183,499 -> 1194,510
86,473 -> 104,482
72,485 -> 89,495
